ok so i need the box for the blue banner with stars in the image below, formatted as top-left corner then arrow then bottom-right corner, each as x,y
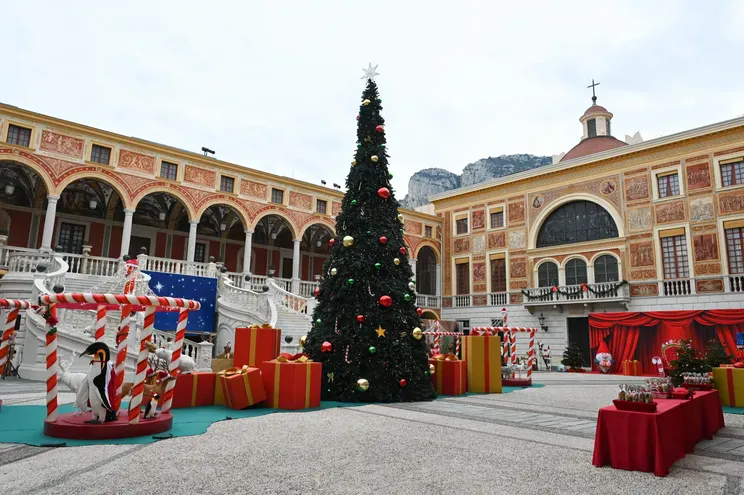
144,271 -> 217,333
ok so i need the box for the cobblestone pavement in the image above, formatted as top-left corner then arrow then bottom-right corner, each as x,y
1,374 -> 744,494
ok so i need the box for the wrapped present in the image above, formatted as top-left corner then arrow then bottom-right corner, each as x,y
211,358 -> 234,373
461,335 -> 502,393
429,354 -> 466,396
172,371 -> 217,408
260,353 -> 321,410
218,365 -> 266,409
713,367 -> 744,407
623,360 -> 641,376
234,324 -> 281,368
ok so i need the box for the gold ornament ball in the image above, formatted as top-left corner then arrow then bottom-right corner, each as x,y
412,327 -> 423,340
351,159 -> 357,166
356,378 -> 370,392
397,214 -> 404,222
299,335 -> 307,347
393,258 -> 400,265
371,155 -> 379,162
331,268 -> 338,276
362,99 -> 371,106
343,235 -> 354,247
429,363 -> 436,375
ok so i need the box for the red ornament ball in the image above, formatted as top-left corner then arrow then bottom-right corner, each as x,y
377,187 -> 391,199
314,288 -> 320,297
356,115 -> 360,121
581,283 -> 588,292
416,307 -> 423,316
552,286 -> 558,293
399,247 -> 407,255
375,125 -> 384,132
379,236 -> 388,244
379,295 -> 393,307
356,314 -> 365,323
329,239 -> 335,247
321,341 -> 333,352
399,379 -> 407,387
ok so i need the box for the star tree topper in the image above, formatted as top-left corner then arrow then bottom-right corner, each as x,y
361,63 -> 379,81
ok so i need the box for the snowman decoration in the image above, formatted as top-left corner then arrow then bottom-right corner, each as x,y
595,341 -> 614,373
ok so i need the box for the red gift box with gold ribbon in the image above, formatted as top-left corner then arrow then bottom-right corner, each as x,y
172,371 -> 217,408
218,365 -> 266,410
234,325 -> 281,368
429,354 -> 466,396
623,359 -> 641,376
260,353 -> 321,410
713,367 -> 744,407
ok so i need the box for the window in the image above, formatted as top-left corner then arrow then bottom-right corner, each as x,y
424,225 -> 432,238
57,223 -> 85,254
721,159 -> 744,187
594,255 -> 619,283
538,262 -> 559,287
536,201 -> 618,248
194,243 -> 207,263
456,319 -> 470,331
491,318 -> 504,327
316,199 -> 327,214
271,188 -> 284,204
90,145 -> 111,165
456,218 -> 468,235
725,227 -> 744,274
587,118 -> 597,137
220,176 -> 235,193
657,173 -> 680,198
160,161 -> 178,180
565,259 -> 588,286
490,210 -> 504,229
606,119 -> 611,136
490,257 -> 507,292
6,124 -> 31,147
661,234 -> 689,279
455,261 -> 470,295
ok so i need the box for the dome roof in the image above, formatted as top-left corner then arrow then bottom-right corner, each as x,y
560,136 -> 627,162
582,104 -> 611,118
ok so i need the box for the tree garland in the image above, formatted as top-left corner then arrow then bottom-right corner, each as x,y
522,280 -> 628,301
43,309 -> 59,336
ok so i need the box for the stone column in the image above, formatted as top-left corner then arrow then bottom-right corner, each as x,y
292,239 -> 301,293
435,263 -> 442,296
243,230 -> 253,275
40,194 -> 59,252
118,208 -> 135,259
187,221 -> 198,262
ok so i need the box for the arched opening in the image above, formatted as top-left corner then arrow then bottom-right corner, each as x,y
252,214 -> 295,277
565,258 -> 588,286
537,261 -> 559,288
300,223 -> 333,281
0,160 -> 48,249
416,246 -> 437,295
196,204 -> 247,271
594,254 -> 619,283
131,192 -> 191,260
536,200 -> 618,248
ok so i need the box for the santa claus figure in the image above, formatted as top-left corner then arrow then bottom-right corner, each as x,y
595,341 -> 614,373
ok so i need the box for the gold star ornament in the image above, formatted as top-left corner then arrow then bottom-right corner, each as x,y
376,325 -> 386,338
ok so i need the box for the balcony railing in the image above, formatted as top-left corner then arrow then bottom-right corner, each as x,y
415,294 -> 441,308
661,278 -> 693,296
522,282 -> 630,305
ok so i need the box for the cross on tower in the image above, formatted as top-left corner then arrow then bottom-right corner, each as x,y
587,79 -> 600,104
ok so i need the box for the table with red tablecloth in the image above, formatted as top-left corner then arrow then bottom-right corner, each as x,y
592,390 -> 725,477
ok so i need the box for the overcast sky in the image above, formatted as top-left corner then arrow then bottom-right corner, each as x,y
3,1 -> 744,196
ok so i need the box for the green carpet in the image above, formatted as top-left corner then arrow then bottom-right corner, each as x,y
0,385 -> 541,447
723,406 -> 744,415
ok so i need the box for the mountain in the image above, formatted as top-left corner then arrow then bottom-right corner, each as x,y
400,154 -> 552,209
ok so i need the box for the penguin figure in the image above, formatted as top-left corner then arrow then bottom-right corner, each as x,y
80,342 -> 117,424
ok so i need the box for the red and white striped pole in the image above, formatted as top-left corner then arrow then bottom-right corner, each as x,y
159,308 -> 187,415
94,304 -> 107,342
128,305 -> 155,424
45,303 -> 58,422
0,308 -> 19,376
527,328 -> 536,381
113,305 -> 132,413
510,330 -> 517,365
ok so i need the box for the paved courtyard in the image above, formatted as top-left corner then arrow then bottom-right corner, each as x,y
1,373 -> 744,494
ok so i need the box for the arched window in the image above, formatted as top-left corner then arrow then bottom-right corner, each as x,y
594,255 -> 619,283
565,259 -> 588,286
536,200 -> 618,248
537,261 -> 559,287
416,246 -> 437,295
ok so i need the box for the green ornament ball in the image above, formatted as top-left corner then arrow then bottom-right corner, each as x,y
347,278 -> 355,286
400,229 -> 404,233
357,143 -> 362,149
316,318 -> 322,324
404,294 -> 412,302
388,173 -> 393,179
374,262 -> 382,270
369,346 -> 377,354
351,199 -> 357,206
424,371 -> 430,376
380,144 -> 386,149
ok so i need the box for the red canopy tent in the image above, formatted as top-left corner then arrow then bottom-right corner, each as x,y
588,310 -> 744,374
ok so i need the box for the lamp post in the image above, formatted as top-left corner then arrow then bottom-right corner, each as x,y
538,313 -> 549,332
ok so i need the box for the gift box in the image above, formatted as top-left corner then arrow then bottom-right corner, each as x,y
234,325 -> 281,368
623,360 -> 641,376
713,367 -> 744,407
172,371 -> 217,408
260,353 -> 321,410
429,354 -> 466,396
461,335 -> 502,393
217,366 -> 266,409
211,358 -> 234,373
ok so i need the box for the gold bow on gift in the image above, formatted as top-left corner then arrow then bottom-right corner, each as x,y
248,323 -> 274,329
275,352 -> 312,363
218,365 -> 251,377
432,353 -> 459,361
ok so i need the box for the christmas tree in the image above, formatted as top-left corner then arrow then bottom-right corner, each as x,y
668,339 -> 710,386
303,67 -> 436,403
561,342 -> 584,370
704,338 -> 731,368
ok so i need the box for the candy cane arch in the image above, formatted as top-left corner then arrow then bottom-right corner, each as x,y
424,323 -> 462,357
471,327 -> 538,380
158,308 -> 188,415
0,299 -> 32,377
113,305 -> 132,412
94,304 -> 107,342
39,292 -> 200,424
